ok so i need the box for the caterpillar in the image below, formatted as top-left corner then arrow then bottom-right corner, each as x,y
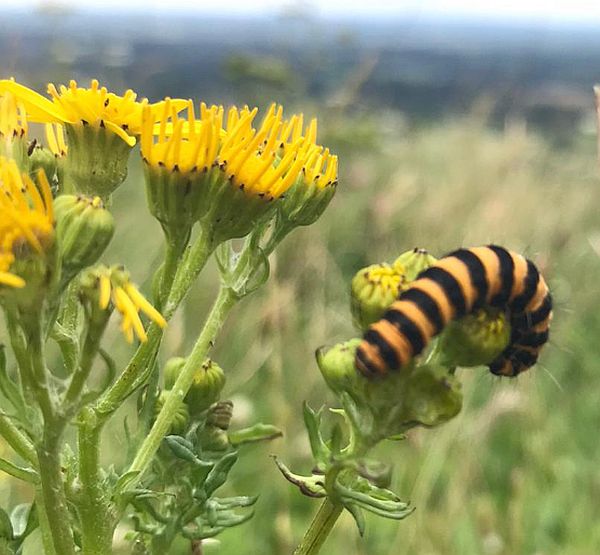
355,245 -> 552,378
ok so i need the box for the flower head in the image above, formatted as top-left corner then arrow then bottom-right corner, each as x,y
141,100 -> 327,242
0,157 -> 54,289
80,265 -> 166,343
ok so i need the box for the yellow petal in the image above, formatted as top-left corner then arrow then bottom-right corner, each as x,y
0,79 -> 73,124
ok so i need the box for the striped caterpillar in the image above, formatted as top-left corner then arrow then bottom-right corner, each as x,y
355,246 -> 552,378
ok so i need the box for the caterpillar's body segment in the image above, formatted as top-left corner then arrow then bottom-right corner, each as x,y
355,246 -> 552,378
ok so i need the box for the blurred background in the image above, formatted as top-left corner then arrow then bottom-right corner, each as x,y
1,1 -> 600,553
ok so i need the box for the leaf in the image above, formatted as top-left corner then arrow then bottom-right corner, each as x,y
228,423 -> 282,446
302,402 -> 330,463
203,452 -> 238,496
114,471 -> 141,495
10,504 -> 35,539
344,503 -> 366,536
164,435 -> 201,464
0,345 -> 24,412
272,456 -> 326,498
20,528 -> 43,555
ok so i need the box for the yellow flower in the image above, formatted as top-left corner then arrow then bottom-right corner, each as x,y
0,157 -> 54,288
0,78 -> 184,147
142,99 -> 323,199
86,265 -> 167,343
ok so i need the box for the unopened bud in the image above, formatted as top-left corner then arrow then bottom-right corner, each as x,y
351,264 -> 405,331
54,195 -> 115,284
317,339 -> 362,396
393,248 -> 437,283
154,391 -> 190,435
437,307 -> 511,368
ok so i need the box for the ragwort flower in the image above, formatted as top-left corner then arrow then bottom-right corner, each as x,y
0,157 -> 54,290
141,99 -> 329,243
0,91 -> 29,167
0,78 -> 185,198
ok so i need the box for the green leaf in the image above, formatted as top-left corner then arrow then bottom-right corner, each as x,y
164,435 -> 201,464
10,504 -> 35,539
344,503 -> 366,536
20,528 -> 43,555
114,470 -> 141,495
272,456 -> 326,498
203,452 -> 238,496
302,402 -> 330,463
228,423 -> 282,446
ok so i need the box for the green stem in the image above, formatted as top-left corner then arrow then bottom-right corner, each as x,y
126,285 -> 237,489
293,499 -> 343,555
36,431 -> 76,555
156,231 -> 190,311
35,485 -> 58,555
78,408 -> 113,555
0,412 -> 36,465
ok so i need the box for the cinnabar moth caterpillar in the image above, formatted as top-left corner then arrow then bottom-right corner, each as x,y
355,245 -> 552,378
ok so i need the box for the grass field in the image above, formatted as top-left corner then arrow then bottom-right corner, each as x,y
2,100 -> 599,554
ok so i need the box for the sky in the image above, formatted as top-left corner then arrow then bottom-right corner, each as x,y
2,0 -> 600,23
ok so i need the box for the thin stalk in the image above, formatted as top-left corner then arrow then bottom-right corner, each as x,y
292,499 -> 343,555
0,412 -> 36,465
126,286 -> 237,489
0,457 -> 37,483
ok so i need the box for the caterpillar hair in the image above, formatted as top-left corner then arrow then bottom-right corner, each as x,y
355,245 -> 552,378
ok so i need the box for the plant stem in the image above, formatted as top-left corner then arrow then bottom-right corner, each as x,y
126,285 -> 237,489
36,430 -> 76,555
293,499 -> 343,555
0,457 -> 37,483
35,485 -> 58,555
78,408 -> 113,555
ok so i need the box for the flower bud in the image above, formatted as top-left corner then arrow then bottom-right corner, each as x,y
351,263 -> 405,331
165,358 -> 226,416
163,357 -> 186,390
437,307 -> 511,368
317,338 -> 363,396
28,143 -> 58,185
154,391 -> 189,435
393,248 -> 438,283
199,400 -> 234,451
54,194 -> 115,284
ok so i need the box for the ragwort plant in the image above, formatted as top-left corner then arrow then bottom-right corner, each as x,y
0,77 -> 552,555
0,78 -> 336,555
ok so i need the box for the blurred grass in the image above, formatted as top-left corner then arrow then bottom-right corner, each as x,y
4,103 -> 600,554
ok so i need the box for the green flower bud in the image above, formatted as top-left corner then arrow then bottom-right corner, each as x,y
154,391 -> 189,435
28,143 -> 58,185
54,194 -> 115,284
437,307 -> 511,368
62,124 -> 132,200
351,264 -> 405,331
393,248 -> 438,282
317,338 -> 363,396
163,357 -> 186,390
165,358 -> 226,416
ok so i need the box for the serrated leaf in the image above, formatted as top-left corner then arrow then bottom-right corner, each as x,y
228,423 -> 282,446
